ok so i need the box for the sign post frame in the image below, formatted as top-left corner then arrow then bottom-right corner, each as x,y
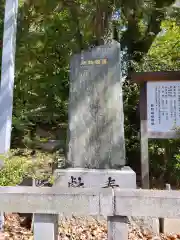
132,71 -> 180,189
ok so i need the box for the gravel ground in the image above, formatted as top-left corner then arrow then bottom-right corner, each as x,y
0,214 -> 180,240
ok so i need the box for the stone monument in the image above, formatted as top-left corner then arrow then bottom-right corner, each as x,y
54,41 -> 136,189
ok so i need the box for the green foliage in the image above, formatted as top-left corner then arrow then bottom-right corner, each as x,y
0,0 -> 180,187
11,0 -> 178,139
129,18 -> 180,187
149,139 -> 180,188
0,150 -> 54,186
0,155 -> 27,186
139,19 -> 180,71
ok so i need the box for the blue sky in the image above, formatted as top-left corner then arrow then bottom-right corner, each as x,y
174,0 -> 180,7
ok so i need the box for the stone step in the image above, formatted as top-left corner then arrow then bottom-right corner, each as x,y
163,219 -> 180,234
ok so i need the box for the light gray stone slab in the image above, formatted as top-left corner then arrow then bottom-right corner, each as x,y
108,216 -> 128,240
100,187 -> 114,217
34,214 -> 58,240
163,218 -> 180,234
68,41 -> 125,168
1,187 -> 180,220
0,186 -> 112,216
53,167 -> 136,188
114,189 -> 180,218
129,216 -> 159,235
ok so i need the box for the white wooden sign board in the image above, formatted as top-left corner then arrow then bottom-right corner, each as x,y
147,81 -> 180,134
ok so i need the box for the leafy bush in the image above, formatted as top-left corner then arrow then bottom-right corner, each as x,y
0,149 -> 55,186
149,139 -> 180,188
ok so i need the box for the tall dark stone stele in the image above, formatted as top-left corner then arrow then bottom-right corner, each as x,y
68,41 -> 125,169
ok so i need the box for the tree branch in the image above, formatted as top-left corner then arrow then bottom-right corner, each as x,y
60,0 -> 83,52
121,0 -> 176,71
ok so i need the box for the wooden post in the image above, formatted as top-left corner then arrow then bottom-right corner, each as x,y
140,83 -> 149,189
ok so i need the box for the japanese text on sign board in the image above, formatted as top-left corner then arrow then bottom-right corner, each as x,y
147,81 -> 180,133
80,59 -> 108,66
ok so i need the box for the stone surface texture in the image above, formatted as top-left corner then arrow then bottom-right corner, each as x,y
68,41 -> 125,168
53,167 -> 136,188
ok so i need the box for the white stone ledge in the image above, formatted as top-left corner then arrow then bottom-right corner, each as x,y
1,187 -> 180,219
114,189 -> 180,218
0,186 -> 112,216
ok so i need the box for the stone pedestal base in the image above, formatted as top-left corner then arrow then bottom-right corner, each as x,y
53,166 -> 136,188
